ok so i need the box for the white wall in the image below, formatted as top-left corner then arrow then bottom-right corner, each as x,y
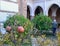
10,0 -> 17,2
0,0 -> 18,12
0,12 -> 15,22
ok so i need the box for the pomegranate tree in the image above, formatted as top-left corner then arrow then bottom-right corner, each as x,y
4,14 -> 33,45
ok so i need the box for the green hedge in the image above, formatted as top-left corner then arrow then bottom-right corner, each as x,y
32,14 -> 52,31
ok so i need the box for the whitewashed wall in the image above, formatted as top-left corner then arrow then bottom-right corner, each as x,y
0,0 -> 18,12
0,0 -> 18,22
10,0 -> 17,2
0,12 -> 15,22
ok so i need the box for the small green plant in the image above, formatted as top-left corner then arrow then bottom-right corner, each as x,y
32,14 -> 52,32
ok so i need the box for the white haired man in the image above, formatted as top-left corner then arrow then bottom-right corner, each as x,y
52,19 -> 58,36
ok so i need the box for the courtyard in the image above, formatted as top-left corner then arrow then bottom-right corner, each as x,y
0,0 -> 60,46
0,14 -> 60,46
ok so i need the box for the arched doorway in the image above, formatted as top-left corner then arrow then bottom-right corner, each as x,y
48,8 -> 52,19
27,6 -> 30,20
48,4 -> 59,20
56,8 -> 60,23
35,6 -> 43,15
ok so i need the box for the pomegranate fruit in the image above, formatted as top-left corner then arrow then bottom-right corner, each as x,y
6,26 -> 11,31
17,26 -> 24,33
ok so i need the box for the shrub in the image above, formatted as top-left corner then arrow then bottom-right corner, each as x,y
3,14 -> 33,45
32,14 -> 52,31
